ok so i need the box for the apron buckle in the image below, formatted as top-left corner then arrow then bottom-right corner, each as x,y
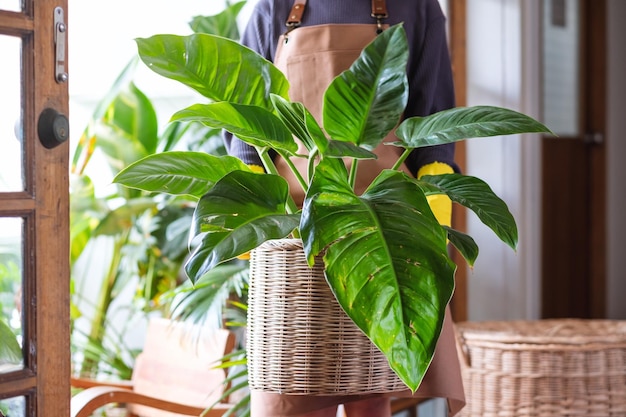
283,22 -> 300,42
371,13 -> 388,34
284,0 -> 306,41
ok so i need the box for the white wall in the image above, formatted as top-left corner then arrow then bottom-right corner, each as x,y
466,0 -> 626,321
607,0 -> 626,319
68,0 -> 229,153
465,0 -> 541,320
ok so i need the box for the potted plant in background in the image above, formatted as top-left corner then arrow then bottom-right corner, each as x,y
69,1 -> 251,391
114,23 -> 551,394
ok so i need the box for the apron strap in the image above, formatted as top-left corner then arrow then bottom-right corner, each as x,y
285,0 -> 388,33
371,0 -> 388,18
371,0 -> 389,33
285,0 -> 307,33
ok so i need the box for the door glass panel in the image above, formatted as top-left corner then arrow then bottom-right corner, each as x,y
542,0 -> 581,137
0,395 -> 25,416
0,35 -> 24,192
0,1 -> 22,12
0,217 -> 24,373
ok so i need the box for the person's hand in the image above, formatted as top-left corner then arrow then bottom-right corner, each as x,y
417,162 -> 454,227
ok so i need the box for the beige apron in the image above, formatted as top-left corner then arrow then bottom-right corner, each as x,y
272,21 -> 413,208
251,3 -> 466,416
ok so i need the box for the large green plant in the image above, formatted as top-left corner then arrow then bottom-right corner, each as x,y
115,24 -> 551,391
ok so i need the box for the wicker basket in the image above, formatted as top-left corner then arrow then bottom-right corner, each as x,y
246,238 -> 407,395
456,319 -> 626,417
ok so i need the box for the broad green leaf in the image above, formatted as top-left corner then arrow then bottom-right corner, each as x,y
159,121 -> 197,153
136,34 -> 289,108
114,151 -> 250,198
172,103 -> 298,154
105,82 -> 159,155
72,57 -> 138,173
189,1 -> 247,39
445,226 -> 479,267
70,215 -> 94,264
323,24 -> 408,149
325,140 -> 377,159
94,198 -> 157,236
0,320 -> 21,365
93,121 -> 150,175
185,171 -> 299,282
91,82 -> 160,175
173,122 -> 227,155
395,105 -> 553,148
305,110 -> 328,151
270,94 -> 328,153
301,162 -> 455,391
418,173 -> 518,249
69,175 -> 105,263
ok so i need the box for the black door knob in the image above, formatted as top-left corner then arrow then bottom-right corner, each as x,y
38,108 -> 69,149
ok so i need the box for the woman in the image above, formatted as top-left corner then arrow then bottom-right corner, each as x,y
226,1 -> 466,415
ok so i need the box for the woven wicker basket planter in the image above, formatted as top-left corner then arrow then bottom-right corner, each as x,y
246,238 -> 407,395
456,319 -> 626,417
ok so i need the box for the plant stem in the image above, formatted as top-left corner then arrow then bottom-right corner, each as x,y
276,151 -> 308,194
256,148 -> 299,215
144,250 -> 157,305
307,149 -> 318,184
348,159 -> 358,189
391,148 -> 412,171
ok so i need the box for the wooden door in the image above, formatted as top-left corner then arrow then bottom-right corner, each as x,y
541,0 -> 606,318
448,0 -> 468,322
0,1 -> 70,415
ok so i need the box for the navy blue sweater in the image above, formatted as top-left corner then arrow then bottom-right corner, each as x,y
225,0 -> 458,175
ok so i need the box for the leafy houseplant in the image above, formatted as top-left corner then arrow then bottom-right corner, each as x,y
115,23 -> 551,391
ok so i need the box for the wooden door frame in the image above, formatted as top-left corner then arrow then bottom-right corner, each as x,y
0,0 -> 70,414
448,0 -> 468,322
584,0 -> 606,318
33,2 -> 71,412
540,0 -> 606,319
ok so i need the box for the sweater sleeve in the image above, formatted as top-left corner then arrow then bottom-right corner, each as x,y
222,0 -> 276,167
404,11 -> 460,175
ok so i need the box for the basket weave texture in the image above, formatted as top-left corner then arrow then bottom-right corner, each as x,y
456,319 -> 626,417
247,239 -> 407,395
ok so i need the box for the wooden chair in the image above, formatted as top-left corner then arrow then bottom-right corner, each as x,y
71,318 -> 236,417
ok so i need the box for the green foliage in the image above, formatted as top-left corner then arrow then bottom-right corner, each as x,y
116,24 -> 551,392
0,319 -> 21,365
69,72 -> 188,377
136,35 -> 289,109
189,1 -> 247,39
161,261 -> 248,326
394,105 -> 551,147
0,242 -> 22,366
323,25 -> 408,148
69,1 -> 250,383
